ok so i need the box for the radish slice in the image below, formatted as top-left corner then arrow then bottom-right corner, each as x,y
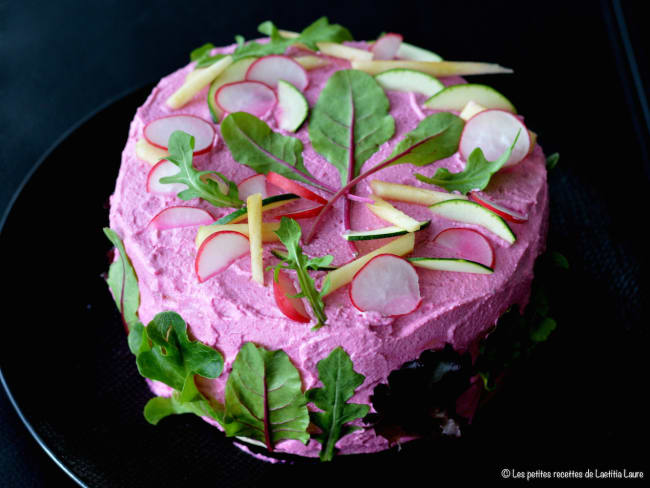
273,205 -> 325,220
273,270 -> 311,323
432,228 -> 495,268
195,231 -> 250,283
350,254 -> 421,317
246,55 -> 309,91
143,115 -> 215,155
146,160 -> 187,195
238,174 -> 268,201
215,81 -> 277,117
459,109 -> 530,168
371,33 -> 403,60
266,172 -> 328,205
468,192 -> 528,224
149,206 -> 214,230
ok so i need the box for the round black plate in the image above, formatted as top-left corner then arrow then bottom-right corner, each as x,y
1,84 -> 647,487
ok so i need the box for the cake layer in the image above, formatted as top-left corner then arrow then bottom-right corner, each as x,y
109,41 -> 549,457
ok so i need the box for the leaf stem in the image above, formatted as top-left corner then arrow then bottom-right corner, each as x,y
304,137 -> 433,243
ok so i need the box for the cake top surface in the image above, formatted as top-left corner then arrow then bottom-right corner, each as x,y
107,18 -> 550,459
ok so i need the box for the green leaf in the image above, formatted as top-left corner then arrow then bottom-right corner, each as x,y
190,42 -> 215,61
127,321 -> 150,356
530,317 -> 557,342
144,375 -> 224,425
305,347 -> 369,461
416,131 -> 520,194
223,342 -> 310,450
383,112 -> 464,167
546,152 -> 560,170
189,43 -> 227,69
103,227 -> 140,330
272,218 -> 330,329
221,112 -> 326,190
294,16 -> 353,50
135,311 -> 224,391
232,17 -> 353,61
160,131 -> 243,208
309,69 -> 395,185
551,251 -> 569,269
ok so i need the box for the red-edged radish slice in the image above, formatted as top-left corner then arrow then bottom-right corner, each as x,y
195,231 -> 250,283
238,174 -> 268,201
273,205 -> 325,220
148,206 -> 214,230
215,81 -> 277,117
143,115 -> 215,155
459,109 -> 530,168
246,55 -> 309,91
273,269 -> 311,323
146,160 -> 187,195
371,33 -> 403,60
350,254 -> 421,317
266,171 -> 328,205
468,192 -> 528,224
432,228 -> 495,268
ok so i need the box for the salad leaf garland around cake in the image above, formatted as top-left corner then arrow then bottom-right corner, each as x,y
104,229 -> 368,457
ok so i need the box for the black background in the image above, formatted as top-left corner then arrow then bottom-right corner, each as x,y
1,1 -> 648,486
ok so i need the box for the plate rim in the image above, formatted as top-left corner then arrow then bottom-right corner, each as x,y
0,81 -> 154,488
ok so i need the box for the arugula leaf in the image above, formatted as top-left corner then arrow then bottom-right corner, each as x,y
416,131 -> 520,194
309,69 -> 395,185
232,17 -> 353,61
271,218 -> 330,329
160,131 -> 243,208
144,375 -> 224,425
546,152 -> 560,170
221,112 -> 330,191
103,227 -> 140,331
135,311 -> 224,392
223,342 -> 310,450
306,347 -> 369,461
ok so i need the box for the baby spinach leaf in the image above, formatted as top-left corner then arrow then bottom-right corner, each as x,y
103,227 -> 140,331
223,342 -> 310,450
221,112 -> 328,190
306,347 -> 369,461
416,131 -> 520,194
160,131 -> 243,208
309,69 -> 395,185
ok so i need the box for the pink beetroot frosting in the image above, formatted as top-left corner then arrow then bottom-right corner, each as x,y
108,41 -> 549,457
